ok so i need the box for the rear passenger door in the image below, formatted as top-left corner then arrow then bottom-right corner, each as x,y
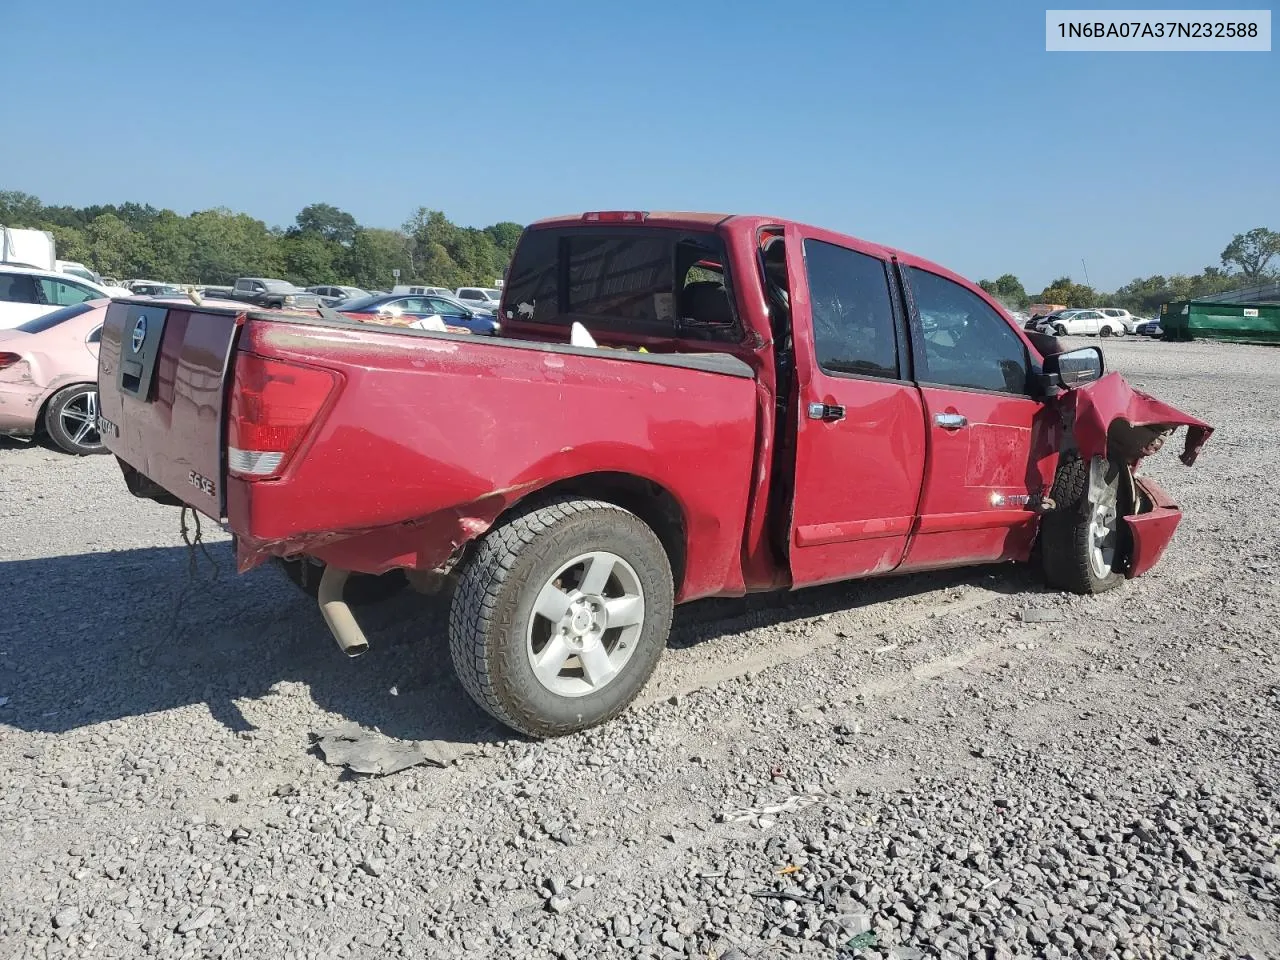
898,267 -> 1051,572
785,232 -> 927,587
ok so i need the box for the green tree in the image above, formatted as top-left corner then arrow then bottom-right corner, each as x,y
1037,275 -> 1097,308
185,208 -> 282,283
978,273 -> 1029,310
281,231 -> 337,285
294,203 -> 358,245
341,228 -> 413,289
0,190 -> 44,224
84,214 -> 152,277
1220,227 -> 1280,281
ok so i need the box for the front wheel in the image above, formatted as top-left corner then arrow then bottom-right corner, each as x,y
44,384 -> 106,455
1041,457 -> 1130,594
1053,324 -> 1068,337
449,498 -> 674,738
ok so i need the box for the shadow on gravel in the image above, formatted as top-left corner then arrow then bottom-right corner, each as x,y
0,541 -> 1045,743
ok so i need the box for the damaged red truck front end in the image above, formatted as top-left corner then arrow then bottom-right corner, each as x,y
1069,371 -> 1214,579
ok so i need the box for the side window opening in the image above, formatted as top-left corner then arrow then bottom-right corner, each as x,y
909,267 -> 1029,394
803,239 -> 899,380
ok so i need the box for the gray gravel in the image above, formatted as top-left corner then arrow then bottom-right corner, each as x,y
1,336 -> 1278,959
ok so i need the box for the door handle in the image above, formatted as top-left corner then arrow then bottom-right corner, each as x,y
934,412 -> 968,430
807,401 -> 846,423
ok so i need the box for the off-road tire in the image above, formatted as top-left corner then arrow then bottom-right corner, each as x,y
1048,453 -> 1088,511
449,497 -> 674,738
43,384 -> 106,455
276,557 -> 407,606
1041,458 -> 1130,595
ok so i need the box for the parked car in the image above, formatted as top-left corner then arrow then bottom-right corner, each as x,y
198,285 -> 235,300
0,299 -> 109,454
1099,308 -> 1139,334
455,286 -> 502,311
337,293 -> 500,335
128,282 -> 183,297
229,278 -> 322,310
0,265 -> 115,330
1035,309 -> 1127,337
96,210 -> 1211,739
1136,319 -> 1164,337
307,285 -> 370,306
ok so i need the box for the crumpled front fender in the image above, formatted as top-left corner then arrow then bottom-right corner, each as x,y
1069,372 -> 1213,466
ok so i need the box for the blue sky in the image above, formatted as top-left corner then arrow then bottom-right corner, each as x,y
5,0 -> 1275,291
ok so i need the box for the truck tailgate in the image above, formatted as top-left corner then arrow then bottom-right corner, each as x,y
97,299 -> 242,517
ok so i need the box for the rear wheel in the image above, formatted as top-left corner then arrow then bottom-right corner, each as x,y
449,498 -> 673,738
1041,457 -> 1129,594
276,556 -> 407,606
44,384 -> 105,455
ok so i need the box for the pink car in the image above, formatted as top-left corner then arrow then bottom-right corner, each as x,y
0,299 -> 110,455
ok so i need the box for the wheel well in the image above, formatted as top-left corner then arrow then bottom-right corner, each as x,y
504,473 -> 688,592
34,381 -> 94,437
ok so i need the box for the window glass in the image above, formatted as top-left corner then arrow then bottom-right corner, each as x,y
428,297 -> 465,316
503,228 -> 733,335
16,302 -> 95,332
909,267 -> 1028,394
39,278 -> 99,306
390,297 -> 428,312
0,272 -> 40,303
87,325 -> 103,344
803,239 -> 899,379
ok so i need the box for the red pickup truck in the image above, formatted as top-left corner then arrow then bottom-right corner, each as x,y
96,211 -> 1212,738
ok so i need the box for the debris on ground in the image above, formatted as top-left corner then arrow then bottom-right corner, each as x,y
1019,607 -> 1066,623
310,723 -> 476,776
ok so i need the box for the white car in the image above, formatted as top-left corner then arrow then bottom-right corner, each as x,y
455,286 -> 502,311
0,265 -> 115,330
1036,309 -> 1127,338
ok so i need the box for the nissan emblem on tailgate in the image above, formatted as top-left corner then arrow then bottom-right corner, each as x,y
131,316 -> 147,353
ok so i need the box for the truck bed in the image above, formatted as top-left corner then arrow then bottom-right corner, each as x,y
97,301 -> 761,601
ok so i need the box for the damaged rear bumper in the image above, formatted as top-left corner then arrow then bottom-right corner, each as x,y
1123,475 -> 1182,579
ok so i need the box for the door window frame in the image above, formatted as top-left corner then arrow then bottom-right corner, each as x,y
897,263 -> 1037,398
796,234 -> 913,387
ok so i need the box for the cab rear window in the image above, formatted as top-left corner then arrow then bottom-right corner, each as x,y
502,227 -> 735,337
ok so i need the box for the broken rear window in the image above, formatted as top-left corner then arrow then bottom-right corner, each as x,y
503,227 -> 735,337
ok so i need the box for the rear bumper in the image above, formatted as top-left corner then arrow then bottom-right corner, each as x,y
1123,476 -> 1182,579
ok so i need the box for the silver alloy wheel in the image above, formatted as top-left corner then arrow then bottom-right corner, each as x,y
526,551 -> 645,698
59,389 -> 102,451
1088,495 -> 1119,580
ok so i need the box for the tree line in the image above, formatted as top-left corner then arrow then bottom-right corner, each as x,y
0,191 -> 522,290
5,190 -> 1277,311
979,227 -> 1280,316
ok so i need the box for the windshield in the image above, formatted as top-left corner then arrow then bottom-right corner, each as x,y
481,289 -> 500,299
16,302 -> 97,333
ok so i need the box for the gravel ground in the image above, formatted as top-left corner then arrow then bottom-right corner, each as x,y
1,336 -> 1277,960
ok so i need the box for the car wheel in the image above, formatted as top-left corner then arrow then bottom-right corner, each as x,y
277,556 -> 408,606
43,384 -> 106,455
1041,457 -> 1130,595
449,497 -> 674,738
1099,326 -> 1113,338
1053,324 -> 1068,337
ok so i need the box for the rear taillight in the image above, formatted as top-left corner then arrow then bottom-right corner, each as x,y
227,352 -> 339,479
0,352 -> 22,371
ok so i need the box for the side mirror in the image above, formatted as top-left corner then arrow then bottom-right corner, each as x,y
1036,345 -> 1104,396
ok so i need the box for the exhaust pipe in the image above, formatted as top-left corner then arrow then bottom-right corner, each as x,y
317,565 -> 370,657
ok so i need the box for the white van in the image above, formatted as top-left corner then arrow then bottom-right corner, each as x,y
392,285 -> 453,296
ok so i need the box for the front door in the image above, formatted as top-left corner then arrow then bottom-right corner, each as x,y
784,227 -> 927,587
898,265 -> 1055,571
